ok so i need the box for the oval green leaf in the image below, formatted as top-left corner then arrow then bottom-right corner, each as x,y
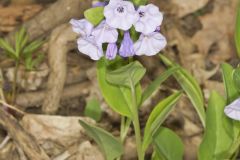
233,67 -> 240,93
84,7 -> 104,26
142,91 -> 182,152
198,91 -> 233,160
132,0 -> 148,6
235,1 -> 240,58
152,127 -> 184,160
106,61 -> 146,88
97,58 -> 142,118
84,98 -> 102,122
79,120 -> 124,160
221,63 -> 239,103
159,54 -> 206,128
221,63 -> 240,152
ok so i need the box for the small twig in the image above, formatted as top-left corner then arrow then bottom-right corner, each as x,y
52,143 -> 78,160
11,60 -> 20,105
0,135 -> 10,149
0,107 -> 50,160
0,69 -> 6,102
16,145 -> 28,160
0,100 -> 25,115
16,82 -> 90,108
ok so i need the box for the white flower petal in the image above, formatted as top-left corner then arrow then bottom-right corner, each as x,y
104,0 -> 138,30
92,21 -> 118,43
70,19 -> 93,36
77,36 -> 103,60
134,33 -> 167,56
224,98 -> 240,120
147,4 -> 159,14
134,4 -> 163,34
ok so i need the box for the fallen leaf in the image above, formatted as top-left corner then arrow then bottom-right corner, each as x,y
171,0 -> 210,17
192,0 -> 238,64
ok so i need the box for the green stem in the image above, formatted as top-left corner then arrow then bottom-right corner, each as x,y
120,116 -> 126,142
130,84 -> 144,160
117,118 -> 126,160
11,60 -> 19,104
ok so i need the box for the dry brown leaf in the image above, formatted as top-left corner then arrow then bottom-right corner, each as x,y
76,141 -> 104,160
21,114 -> 95,147
203,80 -> 225,99
171,0 -> 209,17
0,4 -> 42,32
191,0 -> 238,64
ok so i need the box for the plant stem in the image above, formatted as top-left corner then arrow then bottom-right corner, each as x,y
120,116 -> 126,142
130,84 -> 144,160
11,60 -> 19,104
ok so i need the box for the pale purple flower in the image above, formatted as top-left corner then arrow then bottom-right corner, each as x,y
92,20 -> 118,44
134,32 -> 166,56
106,43 -> 118,60
70,19 -> 93,36
119,31 -> 135,57
77,36 -> 103,60
134,4 -> 163,35
104,0 -> 138,31
224,98 -> 240,120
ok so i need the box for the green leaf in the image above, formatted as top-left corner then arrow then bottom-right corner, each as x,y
198,91 -> 233,160
79,120 -> 124,160
32,53 -> 44,68
18,27 -> 28,49
142,91 -> 182,152
15,27 -> 28,57
84,7 -> 104,26
24,53 -> 44,71
0,39 -> 17,58
221,63 -> 239,103
84,98 -> 102,121
132,0 -> 148,6
142,66 -> 179,104
221,63 -> 240,153
233,67 -> 240,93
97,58 -> 142,118
106,61 -> 146,88
235,1 -> 240,58
159,54 -> 206,128
152,151 -> 164,160
153,127 -> 184,160
23,39 -> 44,57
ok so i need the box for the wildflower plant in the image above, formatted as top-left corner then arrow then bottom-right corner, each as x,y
0,28 -> 44,104
71,0 -> 207,159
197,4 -> 240,159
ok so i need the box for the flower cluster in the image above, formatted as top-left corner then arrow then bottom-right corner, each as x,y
70,0 -> 167,60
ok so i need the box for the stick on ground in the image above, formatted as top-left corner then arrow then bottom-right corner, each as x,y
0,108 -> 50,160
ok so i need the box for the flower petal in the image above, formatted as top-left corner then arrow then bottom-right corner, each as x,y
77,36 -> 103,60
104,0 -> 138,30
134,4 -> 163,34
70,19 -> 93,36
106,43 -> 118,60
224,98 -> 240,120
119,31 -> 135,57
92,21 -> 118,43
134,33 -> 167,56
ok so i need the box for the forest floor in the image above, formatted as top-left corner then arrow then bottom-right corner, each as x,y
0,0 -> 238,159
